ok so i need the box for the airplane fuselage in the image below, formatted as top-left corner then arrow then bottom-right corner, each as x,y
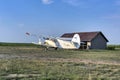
44,39 -> 77,49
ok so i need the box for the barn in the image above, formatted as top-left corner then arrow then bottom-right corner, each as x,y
61,31 -> 109,49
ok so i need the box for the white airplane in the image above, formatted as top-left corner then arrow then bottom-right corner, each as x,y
26,32 -> 81,50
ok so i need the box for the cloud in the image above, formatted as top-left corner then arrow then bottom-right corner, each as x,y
62,0 -> 92,8
41,0 -> 54,4
41,0 -> 97,7
41,0 -> 83,6
63,0 -> 82,6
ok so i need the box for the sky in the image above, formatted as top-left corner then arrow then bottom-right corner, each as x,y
0,0 -> 120,44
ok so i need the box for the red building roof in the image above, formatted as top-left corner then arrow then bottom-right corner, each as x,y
61,31 -> 109,42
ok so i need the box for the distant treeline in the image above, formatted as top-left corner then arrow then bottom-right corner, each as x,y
108,45 -> 120,48
107,45 -> 120,50
0,42 -> 37,46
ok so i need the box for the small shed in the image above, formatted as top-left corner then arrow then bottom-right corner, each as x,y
61,31 -> 109,49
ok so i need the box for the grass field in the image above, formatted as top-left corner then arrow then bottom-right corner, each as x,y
0,43 -> 120,80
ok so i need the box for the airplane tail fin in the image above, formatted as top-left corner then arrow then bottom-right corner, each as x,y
72,34 -> 81,49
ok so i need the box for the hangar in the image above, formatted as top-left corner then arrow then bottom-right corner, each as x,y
61,31 -> 109,49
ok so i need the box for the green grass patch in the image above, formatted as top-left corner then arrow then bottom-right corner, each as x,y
0,42 -> 38,47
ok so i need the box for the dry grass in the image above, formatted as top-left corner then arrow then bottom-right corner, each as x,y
0,46 -> 120,80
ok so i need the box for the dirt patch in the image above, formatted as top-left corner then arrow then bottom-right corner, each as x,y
38,58 -> 120,66
3,74 -> 41,78
0,54 -> 19,59
0,54 -> 119,66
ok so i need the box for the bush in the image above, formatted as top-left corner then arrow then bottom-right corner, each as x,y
107,46 -> 115,50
